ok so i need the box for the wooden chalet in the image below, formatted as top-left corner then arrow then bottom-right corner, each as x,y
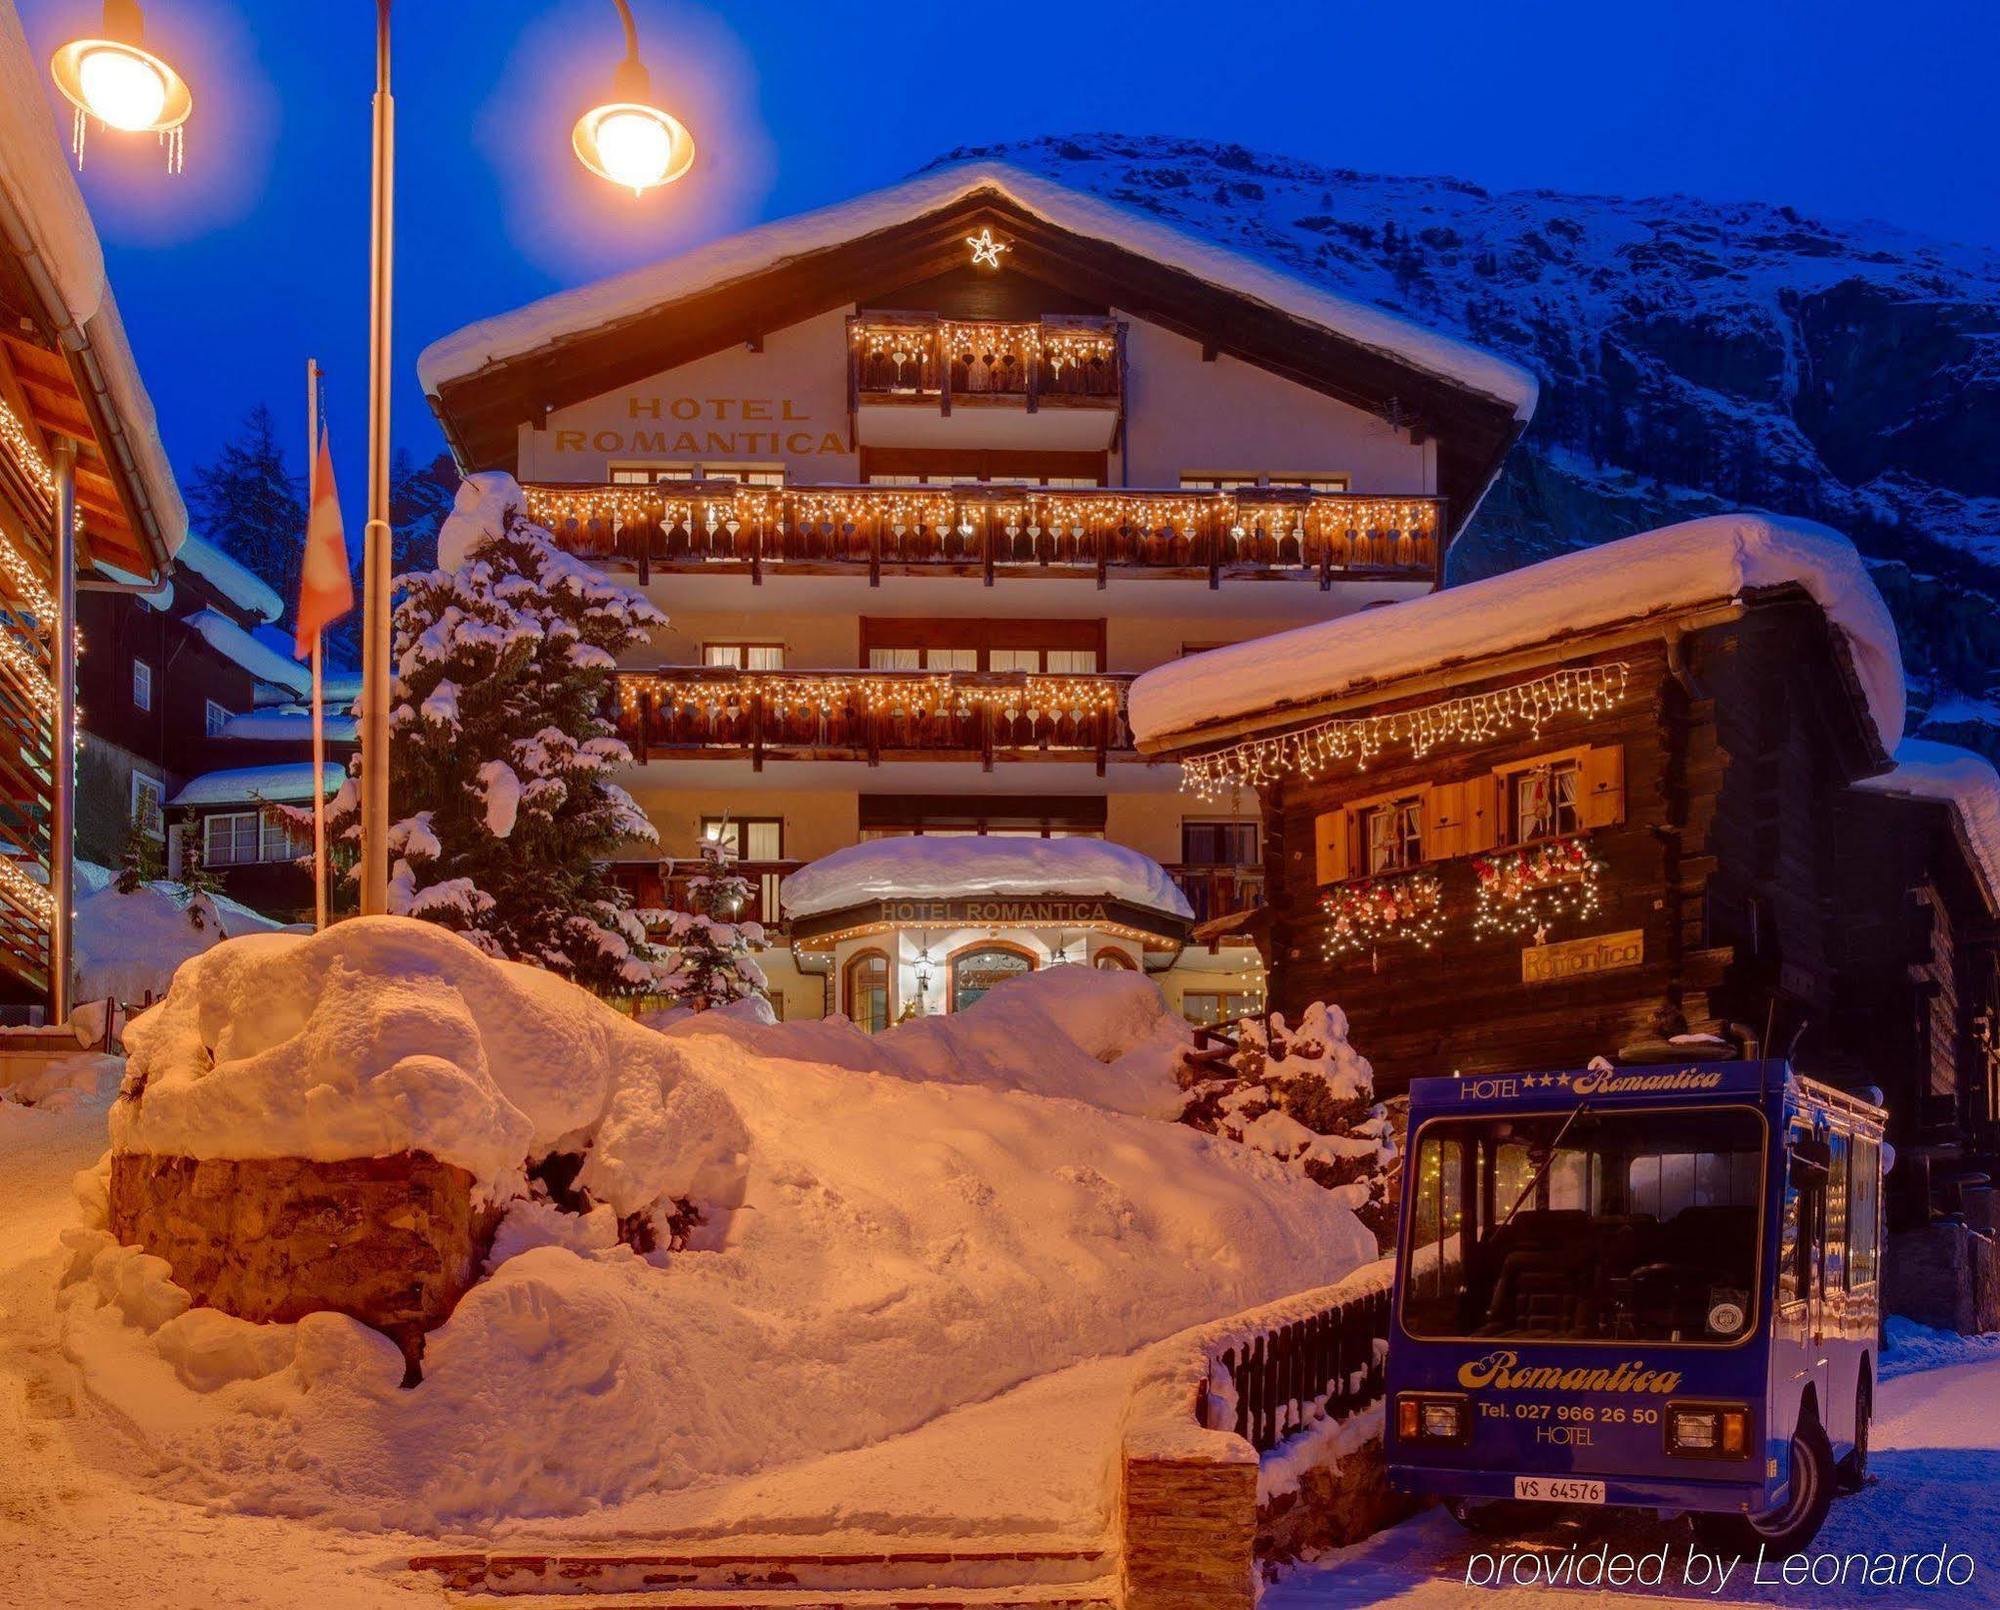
1,6 -> 186,1008
1130,514 -> 2000,1256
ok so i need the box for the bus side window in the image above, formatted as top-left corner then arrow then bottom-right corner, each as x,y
1851,1137 -> 1881,1288
1826,1132 -> 1850,1291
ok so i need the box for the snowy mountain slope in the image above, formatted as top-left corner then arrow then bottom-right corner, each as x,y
931,135 -> 2000,753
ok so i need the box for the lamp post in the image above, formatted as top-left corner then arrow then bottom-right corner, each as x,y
56,1 -> 697,922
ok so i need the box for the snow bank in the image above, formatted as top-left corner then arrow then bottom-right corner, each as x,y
74,927 -> 1372,1529
419,162 -> 1536,421
1854,738 -> 2000,907
1129,513 -> 1905,757
72,861 -> 292,1008
702,963 -> 1196,1119
781,835 -> 1195,919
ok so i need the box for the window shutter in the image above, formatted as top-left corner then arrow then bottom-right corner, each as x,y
1462,775 -> 1501,854
1314,808 -> 1350,885
1429,780 -> 1468,860
1578,744 -> 1627,828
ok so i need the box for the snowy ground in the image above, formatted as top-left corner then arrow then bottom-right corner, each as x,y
1269,1347 -> 2000,1607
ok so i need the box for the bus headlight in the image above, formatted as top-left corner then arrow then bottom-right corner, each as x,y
1396,1393 -> 1470,1445
1666,1401 -> 1751,1458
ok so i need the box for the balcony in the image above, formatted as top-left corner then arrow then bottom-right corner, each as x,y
848,313 -> 1122,452
615,667 -> 1136,773
1166,864 -> 1267,934
606,858 -> 802,931
525,481 -> 1443,590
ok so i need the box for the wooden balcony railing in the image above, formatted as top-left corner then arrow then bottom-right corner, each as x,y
615,667 -> 1136,774
848,312 -> 1122,409
1166,864 -> 1267,930
524,481 -> 1444,591
606,858 -> 802,930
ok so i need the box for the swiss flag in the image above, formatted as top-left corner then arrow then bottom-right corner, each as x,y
294,426 -> 355,657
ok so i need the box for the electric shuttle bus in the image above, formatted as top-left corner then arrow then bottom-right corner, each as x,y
1386,1060 -> 1886,1553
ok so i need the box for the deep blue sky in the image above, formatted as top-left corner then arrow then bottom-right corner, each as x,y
20,0 -> 2000,515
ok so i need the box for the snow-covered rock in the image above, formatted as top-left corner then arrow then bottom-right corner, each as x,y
1130,512 -> 1904,756
780,835 -> 1195,919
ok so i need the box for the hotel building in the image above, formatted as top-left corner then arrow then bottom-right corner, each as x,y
420,164 -> 1536,1025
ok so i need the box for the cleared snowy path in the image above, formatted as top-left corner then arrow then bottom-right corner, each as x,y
1267,1354 -> 2000,1608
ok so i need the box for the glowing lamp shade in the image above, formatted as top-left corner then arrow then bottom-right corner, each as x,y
572,100 -> 694,195
50,37 -> 192,136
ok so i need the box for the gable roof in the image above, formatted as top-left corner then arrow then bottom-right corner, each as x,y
1129,513 -> 1903,764
421,163 -> 1537,535
1854,738 -> 2000,912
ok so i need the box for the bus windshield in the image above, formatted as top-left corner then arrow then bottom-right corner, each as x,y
1402,1106 -> 1766,1345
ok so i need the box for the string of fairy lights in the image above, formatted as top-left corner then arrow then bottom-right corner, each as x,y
847,318 -> 1119,377
1180,664 -> 1631,798
617,671 -> 1126,724
0,397 -> 67,716
522,481 -> 1442,547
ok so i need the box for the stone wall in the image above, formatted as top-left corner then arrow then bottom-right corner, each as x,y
1255,1432 -> 1420,1567
1120,1453 -> 1258,1610
108,1150 -> 500,1374
1887,1221 -> 2000,1334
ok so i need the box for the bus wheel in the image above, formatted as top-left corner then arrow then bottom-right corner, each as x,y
1838,1376 -> 1871,1493
1699,1415 -> 1834,1557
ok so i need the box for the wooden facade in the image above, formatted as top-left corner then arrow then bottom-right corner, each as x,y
1164,591 -> 1997,1231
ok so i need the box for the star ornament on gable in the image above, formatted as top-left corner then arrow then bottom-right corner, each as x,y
966,227 -> 1010,269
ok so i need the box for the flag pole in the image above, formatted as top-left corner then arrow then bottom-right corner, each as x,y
307,358 -> 329,931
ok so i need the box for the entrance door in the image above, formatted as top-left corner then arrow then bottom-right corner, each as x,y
950,944 -> 1033,1012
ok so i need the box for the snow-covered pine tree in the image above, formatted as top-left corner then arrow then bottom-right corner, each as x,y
324,472 -> 673,992
177,830 -> 224,933
186,404 -> 307,622
1178,1001 -> 1400,1247
657,834 -> 769,1011
114,805 -> 163,893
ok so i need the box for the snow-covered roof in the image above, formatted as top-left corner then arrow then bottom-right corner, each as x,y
220,705 -> 359,743
419,162 -> 1537,422
1129,513 -> 1905,756
168,763 -> 343,809
185,608 -> 312,699
1854,738 -> 2000,910
176,534 -> 284,624
780,836 -> 1195,921
0,6 -> 186,566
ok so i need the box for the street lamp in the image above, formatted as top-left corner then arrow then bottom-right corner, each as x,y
572,1 -> 695,195
49,0 -> 192,170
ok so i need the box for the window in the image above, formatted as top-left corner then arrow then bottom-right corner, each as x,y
1361,796 -> 1424,873
1182,821 -> 1259,866
1402,1107 -> 1766,1345
1850,1136 -> 1881,1288
862,619 -> 1102,674
844,950 -> 891,1033
1507,759 -> 1582,845
131,658 -> 153,711
131,773 -> 165,838
202,809 -> 307,868
1093,949 -> 1136,970
950,943 -> 1034,1012
1182,990 -> 1256,1027
612,463 -> 784,486
703,642 -> 785,670
700,816 -> 783,861
1179,473 -> 1349,491
204,699 -> 234,738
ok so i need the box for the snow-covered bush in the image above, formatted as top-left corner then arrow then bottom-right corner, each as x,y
325,471 -> 671,994
656,836 -> 768,1012
1179,1002 -> 1399,1245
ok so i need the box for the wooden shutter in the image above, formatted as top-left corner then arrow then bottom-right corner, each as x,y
1428,781 -> 1468,860
1314,808 -> 1350,885
1578,744 -> 1627,828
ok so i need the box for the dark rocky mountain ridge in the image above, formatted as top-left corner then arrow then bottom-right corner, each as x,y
932,135 -> 2000,755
